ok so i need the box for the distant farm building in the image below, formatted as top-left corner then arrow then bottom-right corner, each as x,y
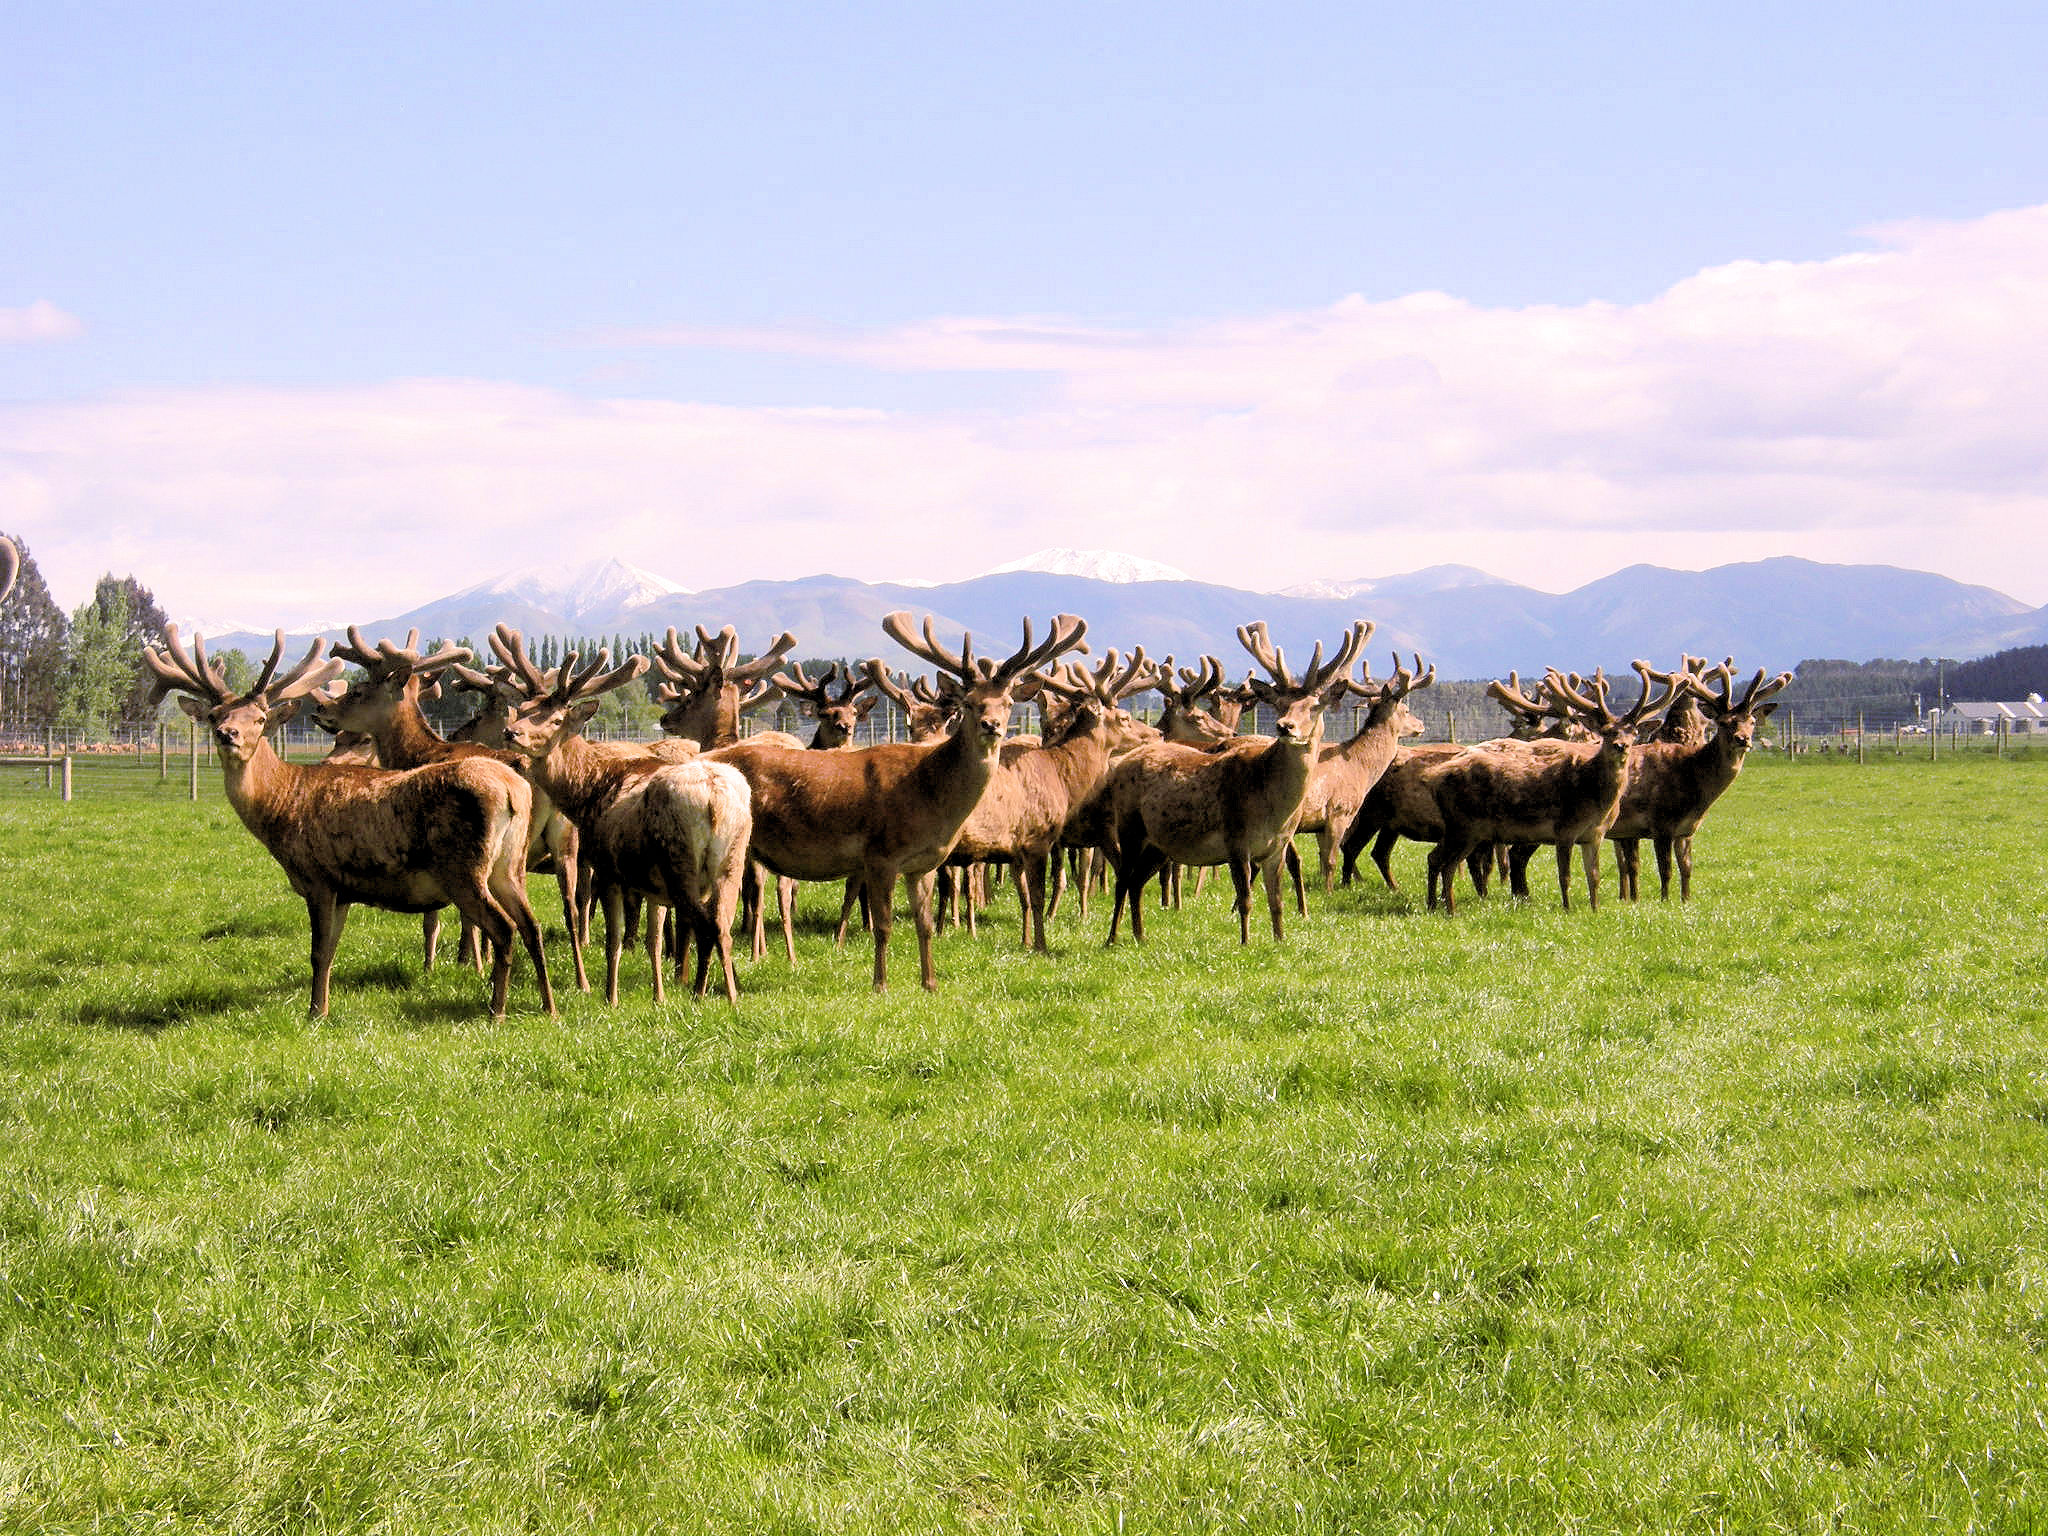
1935,696 -> 2048,734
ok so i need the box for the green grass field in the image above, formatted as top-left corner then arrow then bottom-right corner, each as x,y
4,752 -> 2047,1532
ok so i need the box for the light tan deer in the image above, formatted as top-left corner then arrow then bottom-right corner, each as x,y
1100,620 -> 1367,944
143,627 -> 555,1019
940,648 -> 1157,951
707,612 -> 1088,990
317,627 -> 591,988
1286,648 -> 1433,896
465,627 -> 754,1004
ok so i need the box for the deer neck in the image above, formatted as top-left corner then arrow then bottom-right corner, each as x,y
217,735 -> 306,841
1338,711 -> 1406,780
525,732 -> 628,825
373,695 -> 450,768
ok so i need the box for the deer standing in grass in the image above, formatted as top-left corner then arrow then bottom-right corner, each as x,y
1607,664 -> 1789,900
708,612 -> 1088,990
1100,620 -> 1367,944
467,627 -> 754,1004
1425,669 -> 1673,914
144,627 -> 555,1019
317,627 -> 591,988
941,648 -> 1157,951
1284,647 -> 1433,899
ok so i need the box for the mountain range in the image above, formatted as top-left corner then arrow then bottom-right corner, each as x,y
200,549 -> 2048,680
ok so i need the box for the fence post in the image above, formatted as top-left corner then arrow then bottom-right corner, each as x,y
159,723 -> 167,781
1858,711 -> 1865,765
61,755 -> 72,802
1448,709 -> 1457,745
189,723 -> 199,801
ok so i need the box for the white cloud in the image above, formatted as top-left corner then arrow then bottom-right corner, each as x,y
7,204 -> 2048,621
0,301 -> 83,344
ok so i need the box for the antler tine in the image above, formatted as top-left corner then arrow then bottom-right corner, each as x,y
1107,644 -> 1153,701
693,625 -> 739,670
910,675 -> 946,706
144,623 -> 233,703
260,636 -> 344,707
1304,619 -> 1369,692
881,611 -> 971,679
649,626 -> 706,686
1235,621 -> 1291,688
770,660 -> 829,702
730,631 -> 799,687
563,646 -> 612,701
488,624 -> 550,697
412,639 -> 473,677
993,613 -> 1087,683
1543,667 -> 1607,723
334,625 -> 383,669
861,657 -> 917,713
1622,665 -> 1680,728
245,631 -> 287,698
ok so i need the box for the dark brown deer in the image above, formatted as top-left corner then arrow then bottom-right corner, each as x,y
1608,663 -> 1790,900
143,627 -> 555,1019
466,628 -> 754,1004
707,611 -> 1088,990
1100,620 -> 1367,944
1426,669 -> 1673,914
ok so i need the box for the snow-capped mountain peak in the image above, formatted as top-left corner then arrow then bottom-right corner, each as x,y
457,558 -> 691,621
982,548 -> 1191,584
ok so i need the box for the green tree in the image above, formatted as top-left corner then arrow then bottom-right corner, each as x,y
0,531 -> 68,728
59,587 -> 136,738
90,573 -> 171,723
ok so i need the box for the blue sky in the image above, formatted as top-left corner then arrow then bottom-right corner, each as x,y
5,1 -> 2048,620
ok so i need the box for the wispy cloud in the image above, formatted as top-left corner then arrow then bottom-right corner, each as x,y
0,301 -> 83,344
7,204 -> 2048,622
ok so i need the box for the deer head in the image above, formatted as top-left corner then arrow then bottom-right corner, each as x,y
862,660 -> 957,742
314,625 -> 474,735
1154,655 -> 1236,747
1356,651 -> 1435,739
881,611 -> 1089,752
1035,647 -> 1159,752
1686,664 -> 1793,754
650,624 -> 798,744
143,626 -> 346,764
771,660 -> 880,748
1544,666 -> 1677,757
455,624 -> 650,760
1235,619 -> 1369,748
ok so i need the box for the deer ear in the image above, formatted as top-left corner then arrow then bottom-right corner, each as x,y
1318,678 -> 1351,710
176,694 -> 210,722
1754,700 -> 1783,720
569,699 -> 604,728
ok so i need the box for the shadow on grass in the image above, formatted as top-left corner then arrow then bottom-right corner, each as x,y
199,913 -> 297,941
76,980 -> 288,1032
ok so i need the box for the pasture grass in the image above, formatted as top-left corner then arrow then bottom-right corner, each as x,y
3,751 -> 2047,1531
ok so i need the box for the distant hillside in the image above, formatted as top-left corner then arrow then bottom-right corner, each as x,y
199,555 -> 2044,683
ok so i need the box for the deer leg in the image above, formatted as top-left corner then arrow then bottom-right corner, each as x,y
646,898 -> 668,1006
1285,842 -> 1306,917
1508,844 -> 1534,898
867,866 -> 898,991
1675,836 -> 1694,901
834,875 -> 862,947
421,911 -> 440,972
455,881 -> 515,1020
1262,852 -> 1287,940
1318,825 -> 1339,894
305,893 -> 347,1018
1582,839 -> 1601,911
1372,829 -> 1400,892
1193,865 -> 1211,901
965,865 -> 979,938
1228,854 -> 1256,943
1554,844 -> 1573,910
1468,847 -> 1491,898
777,876 -> 797,965
1430,842 -> 1462,915
741,862 -> 766,962
602,885 -> 626,1008
489,862 -> 555,1020
715,865 -> 742,1005
910,870 -> 940,991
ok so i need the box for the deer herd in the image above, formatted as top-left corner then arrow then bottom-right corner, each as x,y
138,608 -> 1790,1018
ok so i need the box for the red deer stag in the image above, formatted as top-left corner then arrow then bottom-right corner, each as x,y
650,624 -> 799,749
467,627 -> 754,1004
1285,648 -> 1433,897
708,612 -> 1088,990
1425,669 -> 1673,914
1100,620 -> 1367,944
143,627 -> 555,1019
1608,663 -> 1789,900
317,627 -> 590,987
